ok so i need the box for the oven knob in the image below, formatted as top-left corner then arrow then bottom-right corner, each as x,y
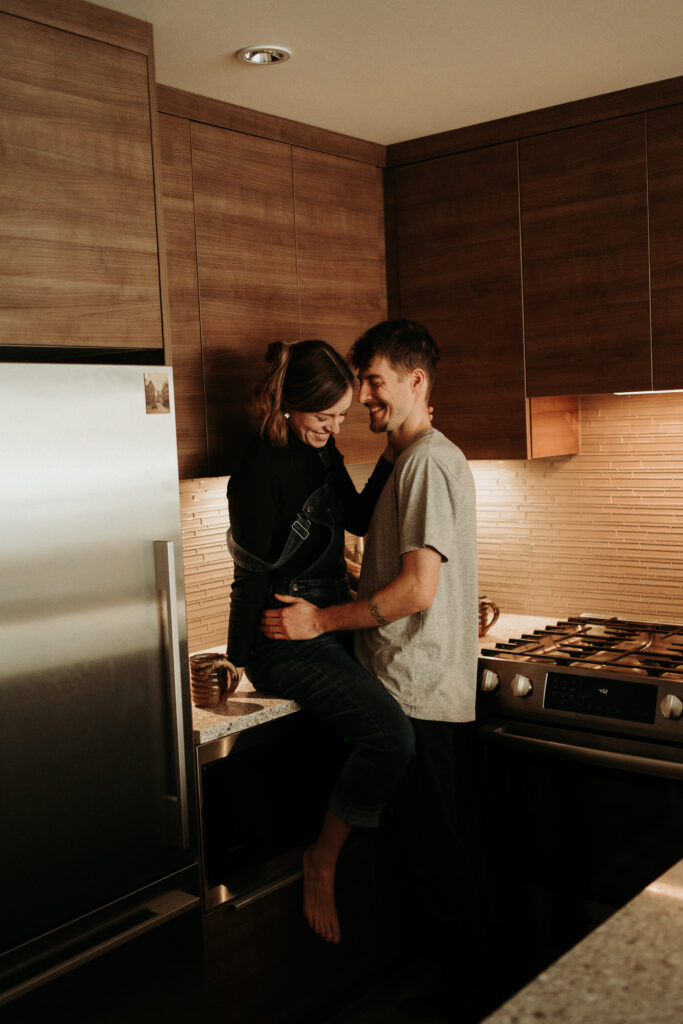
510,673 -> 533,698
480,669 -> 500,692
660,694 -> 683,720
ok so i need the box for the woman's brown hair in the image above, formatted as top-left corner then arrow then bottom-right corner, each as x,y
253,340 -> 354,446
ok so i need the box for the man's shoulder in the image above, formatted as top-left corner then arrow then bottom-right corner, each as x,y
399,429 -> 468,471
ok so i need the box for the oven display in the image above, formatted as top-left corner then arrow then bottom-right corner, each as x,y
544,672 -> 658,723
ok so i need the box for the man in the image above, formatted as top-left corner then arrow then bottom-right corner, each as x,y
261,319 -> 486,1018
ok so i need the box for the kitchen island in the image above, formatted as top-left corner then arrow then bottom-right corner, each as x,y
481,857 -> 683,1023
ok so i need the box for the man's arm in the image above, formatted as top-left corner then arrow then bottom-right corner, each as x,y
260,546 -> 442,641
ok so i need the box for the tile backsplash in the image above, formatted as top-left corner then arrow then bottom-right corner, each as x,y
179,476 -> 231,653
179,391 -> 683,652
472,391 -> 683,623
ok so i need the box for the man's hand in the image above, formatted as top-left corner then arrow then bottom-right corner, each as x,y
260,594 -> 324,640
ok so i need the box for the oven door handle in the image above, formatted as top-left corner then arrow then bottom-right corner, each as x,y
479,723 -> 683,780
228,868 -> 303,910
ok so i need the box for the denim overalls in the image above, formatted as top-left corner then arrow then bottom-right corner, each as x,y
227,479 -> 352,613
226,477 -> 414,829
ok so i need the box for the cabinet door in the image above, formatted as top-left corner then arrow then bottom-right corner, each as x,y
648,105 -> 683,390
520,116 -> 651,395
391,143 -> 529,459
191,126 -> 300,475
293,148 -> 387,465
158,114 -> 207,478
0,10 -> 164,349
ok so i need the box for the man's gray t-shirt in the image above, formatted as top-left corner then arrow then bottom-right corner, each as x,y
354,428 -> 478,723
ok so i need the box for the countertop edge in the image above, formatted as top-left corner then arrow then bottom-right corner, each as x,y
481,858 -> 683,1023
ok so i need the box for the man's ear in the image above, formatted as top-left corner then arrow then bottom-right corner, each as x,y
411,367 -> 427,391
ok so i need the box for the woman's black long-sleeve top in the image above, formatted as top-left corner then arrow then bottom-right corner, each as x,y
227,432 -> 393,666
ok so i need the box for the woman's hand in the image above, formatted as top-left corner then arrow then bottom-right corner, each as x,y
260,594 -> 324,640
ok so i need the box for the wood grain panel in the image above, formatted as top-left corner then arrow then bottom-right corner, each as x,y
0,12 -> 163,348
158,84 -> 385,168
648,105 -> 683,390
191,124 -> 300,475
158,113 -> 207,478
387,74 -> 683,167
528,396 -> 579,458
1,0 -> 152,53
392,143 -> 529,459
520,116 -> 651,395
293,148 -> 387,465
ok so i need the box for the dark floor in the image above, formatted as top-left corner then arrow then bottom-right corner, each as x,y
319,961 -> 441,1024
317,957 -> 510,1024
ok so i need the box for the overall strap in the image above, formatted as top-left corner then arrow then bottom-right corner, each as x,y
227,483 -> 328,572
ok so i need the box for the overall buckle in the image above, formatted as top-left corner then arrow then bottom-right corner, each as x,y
291,514 -> 311,540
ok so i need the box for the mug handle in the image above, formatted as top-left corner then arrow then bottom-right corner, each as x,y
478,597 -> 500,635
215,656 -> 241,701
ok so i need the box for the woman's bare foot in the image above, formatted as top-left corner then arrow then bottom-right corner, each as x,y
303,844 -> 341,944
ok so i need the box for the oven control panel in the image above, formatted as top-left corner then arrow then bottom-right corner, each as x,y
544,671 -> 657,723
477,656 -> 683,743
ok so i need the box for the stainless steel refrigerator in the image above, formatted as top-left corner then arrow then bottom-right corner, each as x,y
0,364 -> 199,1008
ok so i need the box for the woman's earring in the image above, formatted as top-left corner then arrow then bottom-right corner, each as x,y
284,412 -> 290,419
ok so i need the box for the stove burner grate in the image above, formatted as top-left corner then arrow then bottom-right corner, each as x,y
481,615 -> 683,681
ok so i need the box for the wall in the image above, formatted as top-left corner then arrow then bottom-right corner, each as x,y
179,391 -> 683,653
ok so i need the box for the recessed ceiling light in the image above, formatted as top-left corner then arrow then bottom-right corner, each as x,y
235,46 -> 293,65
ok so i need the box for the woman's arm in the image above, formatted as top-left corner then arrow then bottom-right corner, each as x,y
226,451 -> 280,666
260,547 -> 442,639
330,440 -> 396,536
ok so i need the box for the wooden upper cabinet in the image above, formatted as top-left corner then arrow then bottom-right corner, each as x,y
158,114 -> 206,478
191,125 -> 300,475
293,148 -> 387,465
0,4 -> 166,350
520,116 -> 651,396
390,143 -> 578,459
392,144 -> 525,459
648,104 -> 683,390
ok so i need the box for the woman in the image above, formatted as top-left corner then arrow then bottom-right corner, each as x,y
227,339 -> 415,944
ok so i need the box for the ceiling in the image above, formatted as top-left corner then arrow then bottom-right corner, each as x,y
103,0 -> 683,146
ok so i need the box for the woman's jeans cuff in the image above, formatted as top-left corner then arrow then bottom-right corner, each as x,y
329,791 -> 382,829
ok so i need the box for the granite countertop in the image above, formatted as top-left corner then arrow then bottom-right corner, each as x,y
481,858 -> 683,1023
191,679 -> 298,745
479,611 -> 561,648
191,688 -> 301,745
189,613 -> 561,746
189,646 -> 299,745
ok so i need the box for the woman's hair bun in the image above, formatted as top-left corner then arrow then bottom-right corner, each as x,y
264,340 -> 285,365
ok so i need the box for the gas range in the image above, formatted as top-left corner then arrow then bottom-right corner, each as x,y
476,616 -> 683,975
477,615 -> 683,752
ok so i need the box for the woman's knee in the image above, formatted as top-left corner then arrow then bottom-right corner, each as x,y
386,713 -> 416,771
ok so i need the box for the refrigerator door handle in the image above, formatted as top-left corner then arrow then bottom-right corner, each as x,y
154,540 -> 191,849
